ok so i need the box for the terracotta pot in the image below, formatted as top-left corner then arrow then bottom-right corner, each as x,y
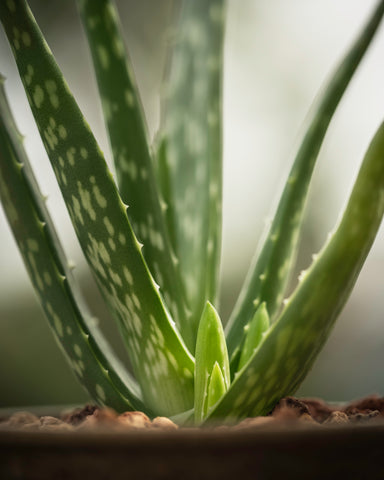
1,422 -> 384,480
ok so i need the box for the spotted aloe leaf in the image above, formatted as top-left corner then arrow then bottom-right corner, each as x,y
225,0 -> 384,359
207,121 -> 384,422
76,0 -> 193,350
157,0 -> 226,345
0,78 -> 147,414
0,0 -> 194,416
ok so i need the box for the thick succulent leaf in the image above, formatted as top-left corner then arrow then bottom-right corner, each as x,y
0,77 -> 147,414
237,302 -> 270,372
157,0 -> 226,344
169,408 -> 194,426
207,121 -> 384,422
194,302 -> 229,422
76,0 -> 192,349
225,0 -> 384,358
0,0 -> 194,416
206,362 -> 227,413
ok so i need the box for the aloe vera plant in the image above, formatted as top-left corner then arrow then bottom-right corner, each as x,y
1,0 -> 383,424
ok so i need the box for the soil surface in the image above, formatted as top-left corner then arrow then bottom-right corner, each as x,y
1,395 -> 383,432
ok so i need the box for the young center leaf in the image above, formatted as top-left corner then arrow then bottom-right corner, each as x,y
194,302 -> 230,423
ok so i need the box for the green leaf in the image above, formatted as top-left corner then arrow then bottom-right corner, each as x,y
0,0 -> 194,416
237,302 -> 270,371
0,77 -> 147,414
157,0 -> 226,345
76,0 -> 192,349
207,362 -> 227,412
194,302 -> 229,422
207,120 -> 384,422
169,408 -> 194,426
225,0 -> 384,358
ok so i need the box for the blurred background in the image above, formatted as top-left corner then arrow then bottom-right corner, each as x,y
0,0 -> 383,408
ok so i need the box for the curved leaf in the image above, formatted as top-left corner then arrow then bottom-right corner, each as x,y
0,77 -> 146,414
76,0 -> 192,349
225,0 -> 384,358
0,0 -> 194,416
208,121 -> 384,421
157,0 -> 226,345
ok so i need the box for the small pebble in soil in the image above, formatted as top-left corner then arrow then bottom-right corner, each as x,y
152,416 -> 179,430
323,411 -> 349,425
118,411 -> 151,429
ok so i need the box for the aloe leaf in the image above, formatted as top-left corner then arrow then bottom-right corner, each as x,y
237,302 -> 270,371
0,77 -> 148,414
76,0 -> 192,350
0,0 -> 194,416
225,0 -> 384,358
169,408 -> 194,426
207,121 -> 384,422
207,362 -> 227,413
194,302 -> 229,422
157,0 -> 226,344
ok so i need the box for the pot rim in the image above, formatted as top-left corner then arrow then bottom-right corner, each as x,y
1,420 -> 384,448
